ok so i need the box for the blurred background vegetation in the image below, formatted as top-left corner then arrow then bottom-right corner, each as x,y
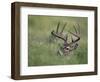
28,15 -> 88,66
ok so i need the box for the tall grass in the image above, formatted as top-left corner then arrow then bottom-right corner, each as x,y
28,15 -> 88,66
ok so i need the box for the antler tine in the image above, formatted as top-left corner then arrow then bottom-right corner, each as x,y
56,22 -> 60,33
71,36 -> 74,42
69,31 -> 80,38
68,31 -> 80,45
73,25 -> 77,34
65,34 -> 68,42
68,24 -> 80,45
51,31 -> 66,41
77,23 -> 80,34
60,23 -> 67,34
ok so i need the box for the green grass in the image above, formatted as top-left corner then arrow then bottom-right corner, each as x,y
28,15 -> 88,66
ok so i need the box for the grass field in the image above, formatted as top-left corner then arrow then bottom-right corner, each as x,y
28,15 -> 88,66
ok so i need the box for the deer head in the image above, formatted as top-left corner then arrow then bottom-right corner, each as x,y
51,22 -> 80,56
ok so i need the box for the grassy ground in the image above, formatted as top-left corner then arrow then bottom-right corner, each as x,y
28,15 -> 88,66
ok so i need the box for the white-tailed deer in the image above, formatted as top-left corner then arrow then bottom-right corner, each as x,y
51,22 -> 80,56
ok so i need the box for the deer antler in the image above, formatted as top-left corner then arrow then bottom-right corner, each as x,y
68,24 -> 80,46
51,22 -> 68,42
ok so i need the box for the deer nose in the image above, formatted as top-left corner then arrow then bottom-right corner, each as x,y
66,47 -> 70,50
